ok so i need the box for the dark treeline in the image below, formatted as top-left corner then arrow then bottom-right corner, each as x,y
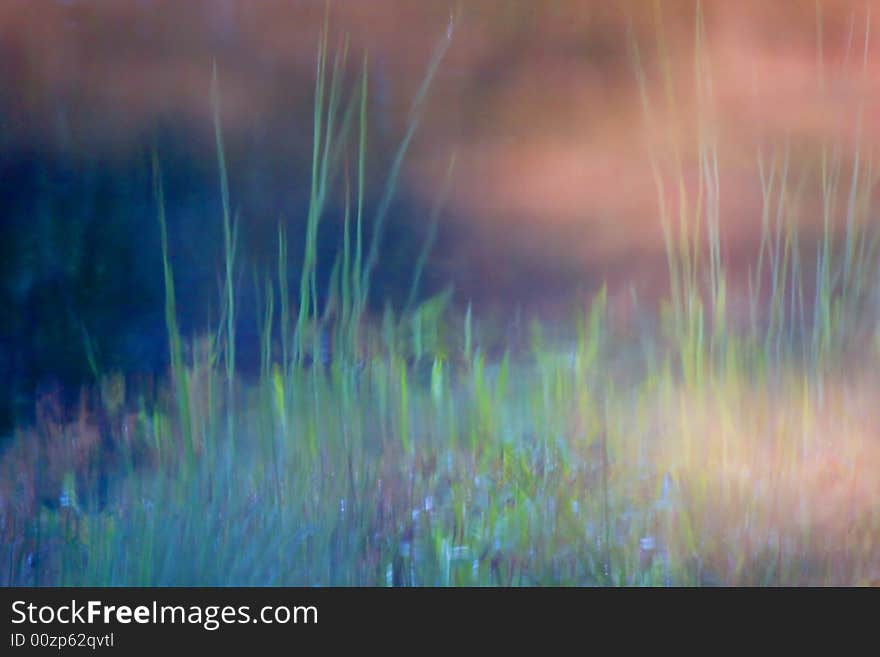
0,125 -> 445,437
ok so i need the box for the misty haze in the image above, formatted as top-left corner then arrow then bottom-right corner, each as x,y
2,1 -> 880,586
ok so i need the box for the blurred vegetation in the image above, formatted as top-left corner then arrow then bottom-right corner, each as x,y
3,6 -> 880,586
0,91 -> 444,438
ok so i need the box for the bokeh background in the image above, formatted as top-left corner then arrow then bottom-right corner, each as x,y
2,0 -> 878,431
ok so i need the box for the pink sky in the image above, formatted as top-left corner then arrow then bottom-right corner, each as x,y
3,1 -> 878,297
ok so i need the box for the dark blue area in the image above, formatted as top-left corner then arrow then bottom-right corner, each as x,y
0,128 -> 447,434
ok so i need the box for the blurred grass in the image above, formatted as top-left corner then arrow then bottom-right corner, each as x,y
3,8 -> 880,587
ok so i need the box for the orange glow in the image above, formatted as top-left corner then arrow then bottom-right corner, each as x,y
3,1 -> 878,289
